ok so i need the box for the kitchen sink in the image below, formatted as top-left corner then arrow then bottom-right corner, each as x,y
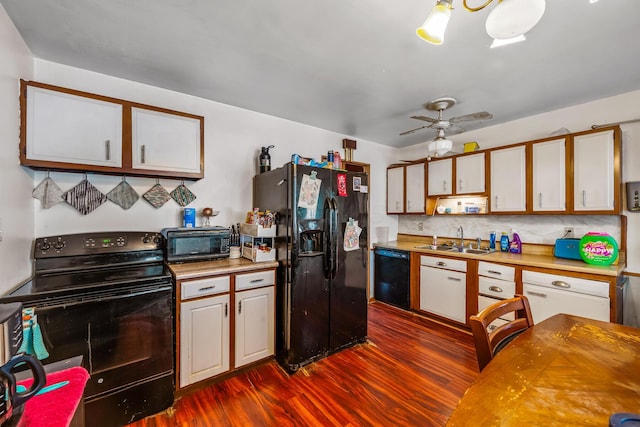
460,248 -> 492,255
415,245 -> 492,255
415,244 -> 455,251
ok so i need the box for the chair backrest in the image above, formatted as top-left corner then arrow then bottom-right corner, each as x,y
469,294 -> 534,371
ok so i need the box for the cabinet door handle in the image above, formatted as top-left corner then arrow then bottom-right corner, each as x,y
105,140 -> 111,161
582,190 -> 586,207
141,144 -> 146,164
198,285 -> 215,292
436,261 -> 447,267
443,180 -> 447,192
494,195 -> 499,209
487,270 -> 502,275
225,303 -> 228,317
538,193 -> 542,209
396,201 -> 400,210
250,278 -> 264,283
527,290 -> 547,298
238,300 -> 242,314
458,179 -> 463,191
447,277 -> 462,282
488,285 -> 503,293
552,280 -> 571,289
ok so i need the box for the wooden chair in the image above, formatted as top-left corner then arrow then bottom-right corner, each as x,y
469,295 -> 534,371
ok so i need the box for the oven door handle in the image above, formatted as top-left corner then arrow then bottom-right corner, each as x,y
32,284 -> 172,311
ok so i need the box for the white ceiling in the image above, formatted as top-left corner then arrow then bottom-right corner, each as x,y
3,0 -> 640,148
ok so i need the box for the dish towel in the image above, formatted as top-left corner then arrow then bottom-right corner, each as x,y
32,175 -> 65,209
19,308 -> 49,360
62,178 -> 107,215
17,366 -> 89,427
107,178 -> 139,210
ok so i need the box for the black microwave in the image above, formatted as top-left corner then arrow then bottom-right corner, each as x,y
162,227 -> 230,263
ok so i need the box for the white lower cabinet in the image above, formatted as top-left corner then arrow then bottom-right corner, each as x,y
235,286 -> 275,368
177,268 -> 276,389
522,270 -> 610,323
419,256 -> 467,324
180,294 -> 230,387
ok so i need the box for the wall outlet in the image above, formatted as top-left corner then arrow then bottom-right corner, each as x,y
564,227 -> 574,238
417,222 -> 423,231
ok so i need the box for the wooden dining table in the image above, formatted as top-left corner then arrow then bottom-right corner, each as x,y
447,313 -> 640,426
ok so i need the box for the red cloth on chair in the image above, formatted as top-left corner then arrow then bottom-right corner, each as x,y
16,366 -> 89,427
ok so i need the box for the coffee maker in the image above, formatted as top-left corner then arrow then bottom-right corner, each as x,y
0,303 -> 46,426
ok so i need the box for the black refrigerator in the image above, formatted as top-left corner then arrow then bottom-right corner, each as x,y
253,163 -> 369,372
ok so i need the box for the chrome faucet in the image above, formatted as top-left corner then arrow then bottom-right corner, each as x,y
457,225 -> 464,249
476,237 -> 482,249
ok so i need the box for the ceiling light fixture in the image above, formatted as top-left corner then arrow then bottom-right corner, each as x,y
428,129 -> 453,157
416,0 -> 453,45
416,0 -> 546,46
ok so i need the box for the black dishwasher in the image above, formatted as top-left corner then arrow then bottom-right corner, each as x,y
374,248 -> 410,310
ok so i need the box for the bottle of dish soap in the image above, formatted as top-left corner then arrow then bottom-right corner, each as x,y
509,230 -> 522,254
500,232 -> 510,252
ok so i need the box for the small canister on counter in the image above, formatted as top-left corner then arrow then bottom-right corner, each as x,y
183,208 -> 196,228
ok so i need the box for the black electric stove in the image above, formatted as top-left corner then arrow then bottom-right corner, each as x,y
1,231 -> 175,427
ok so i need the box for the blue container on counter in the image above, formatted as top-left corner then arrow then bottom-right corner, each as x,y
183,208 -> 196,228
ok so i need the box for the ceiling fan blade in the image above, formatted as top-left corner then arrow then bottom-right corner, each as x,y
399,124 -> 432,136
410,115 -> 437,123
447,126 -> 465,135
450,111 -> 493,123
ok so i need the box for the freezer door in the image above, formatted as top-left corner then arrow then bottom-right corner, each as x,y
330,171 -> 368,351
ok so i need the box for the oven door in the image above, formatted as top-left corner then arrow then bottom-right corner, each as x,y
32,281 -> 173,400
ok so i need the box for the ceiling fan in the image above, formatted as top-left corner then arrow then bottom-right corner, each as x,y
400,97 -> 493,157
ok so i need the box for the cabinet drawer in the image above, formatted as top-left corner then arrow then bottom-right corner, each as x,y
479,276 -> 515,299
478,295 -> 515,321
522,270 -> 608,298
420,255 -> 467,272
235,270 -> 275,291
478,261 -> 515,282
182,276 -> 230,300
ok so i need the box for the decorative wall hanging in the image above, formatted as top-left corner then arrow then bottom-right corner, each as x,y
143,180 -> 171,209
170,181 -> 196,206
32,171 -> 64,209
107,177 -> 139,210
62,175 -> 107,215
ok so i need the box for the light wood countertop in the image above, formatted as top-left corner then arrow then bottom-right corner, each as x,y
376,236 -> 624,277
168,258 -> 279,280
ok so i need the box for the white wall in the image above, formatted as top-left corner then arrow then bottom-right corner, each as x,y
30,60 -> 398,247
0,5 -> 34,290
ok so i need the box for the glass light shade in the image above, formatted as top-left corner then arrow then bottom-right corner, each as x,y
429,138 -> 453,156
416,1 -> 452,45
490,34 -> 526,48
485,0 -> 546,40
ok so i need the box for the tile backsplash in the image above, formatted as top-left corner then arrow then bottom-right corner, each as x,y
398,215 -> 622,246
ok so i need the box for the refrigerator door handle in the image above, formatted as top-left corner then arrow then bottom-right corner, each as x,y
323,197 -> 333,279
330,197 -> 338,280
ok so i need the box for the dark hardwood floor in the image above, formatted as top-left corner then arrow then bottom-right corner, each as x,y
129,302 -> 479,427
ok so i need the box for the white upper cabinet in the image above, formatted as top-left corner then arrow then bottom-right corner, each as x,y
405,163 -> 425,213
131,107 -> 203,175
573,129 -> 616,212
427,158 -> 453,196
455,153 -> 485,194
387,166 -> 405,214
490,145 -> 526,212
532,138 -> 566,212
25,85 -> 123,167
20,80 -> 204,179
